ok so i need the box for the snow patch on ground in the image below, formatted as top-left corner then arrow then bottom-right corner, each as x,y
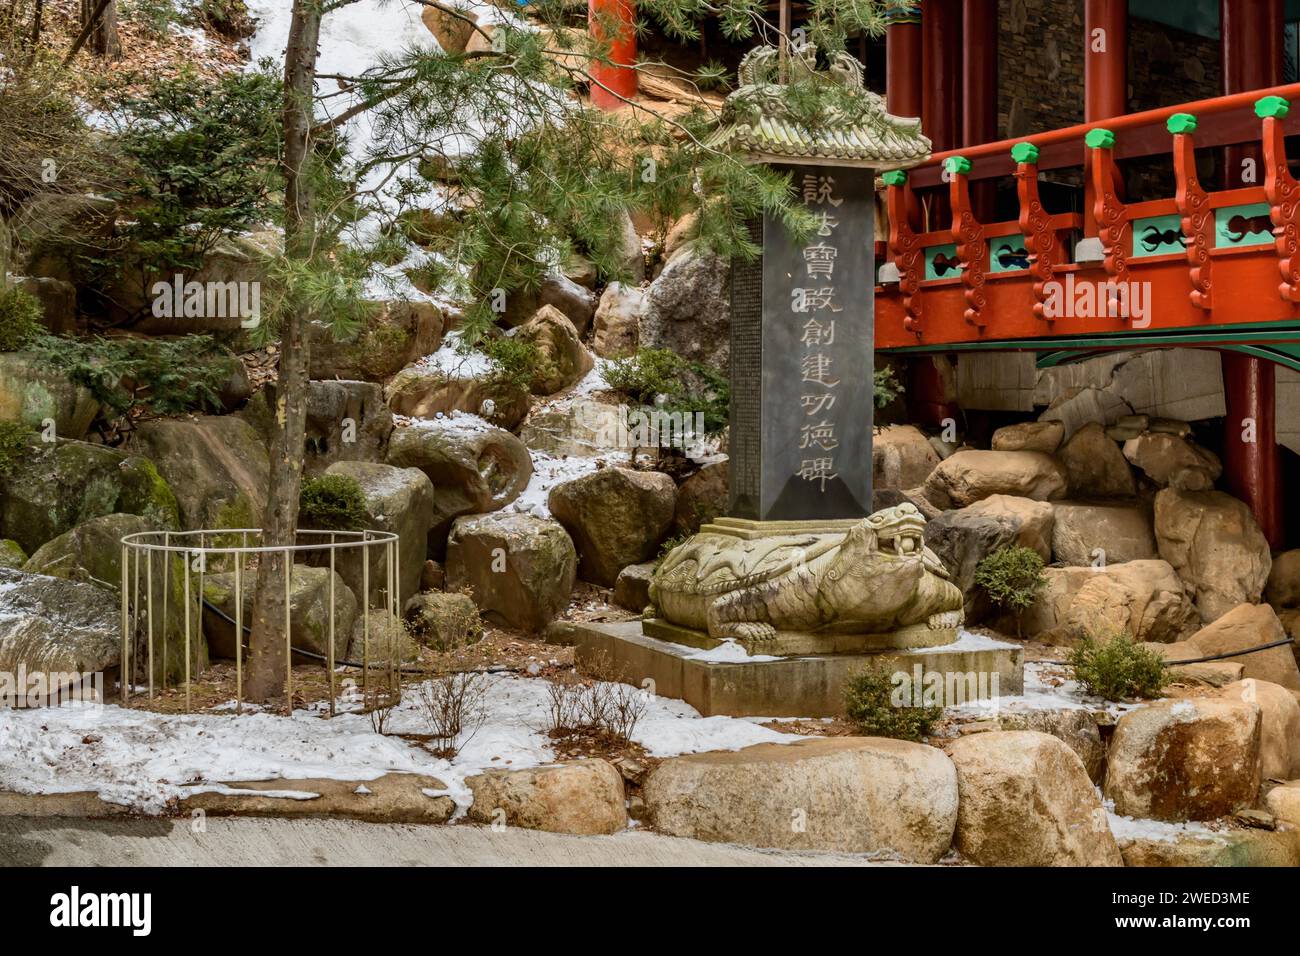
411,330 -> 497,379
949,660 -> 1147,717
0,675 -> 797,814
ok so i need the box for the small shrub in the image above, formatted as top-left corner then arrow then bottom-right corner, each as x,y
843,663 -> 942,741
974,545 -> 1047,638
545,651 -> 647,744
414,670 -> 490,758
0,422 -> 35,476
479,333 -> 546,392
874,364 -> 905,408
298,474 -> 368,531
0,286 -> 44,352
605,347 -> 729,438
1069,631 -> 1168,701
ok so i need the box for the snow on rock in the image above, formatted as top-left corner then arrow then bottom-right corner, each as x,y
411,330 -> 497,379
0,676 -> 798,815
503,452 -> 605,518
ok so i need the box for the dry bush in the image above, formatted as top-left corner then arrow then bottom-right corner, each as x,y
414,670 -> 490,758
545,651 -> 647,744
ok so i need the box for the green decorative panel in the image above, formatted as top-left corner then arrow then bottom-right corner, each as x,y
988,235 -> 1030,273
924,243 -> 962,280
1215,203 -> 1274,247
1132,214 -> 1186,257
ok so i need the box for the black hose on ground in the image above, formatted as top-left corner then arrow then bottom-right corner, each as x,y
199,598 -> 519,677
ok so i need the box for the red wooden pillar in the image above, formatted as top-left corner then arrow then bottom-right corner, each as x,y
886,3 -> 923,119
921,0 -> 961,228
961,0 -> 997,218
1083,0 -> 1127,232
588,0 -> 636,110
921,0 -> 961,152
1221,0 -> 1284,547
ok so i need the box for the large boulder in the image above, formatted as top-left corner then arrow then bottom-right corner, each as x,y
0,352 -> 99,440
1050,500 -> 1156,567
1057,422 -> 1136,497
1120,827 -> 1300,867
421,2 -> 476,53
513,305 -> 594,395
923,450 -> 1068,509
129,416 -> 268,532
924,495 -> 1053,619
321,461 -> 435,606
0,567 -> 120,681
519,398 -> 625,459
638,250 -> 729,368
0,439 -> 180,555
308,300 -> 444,381
985,709 -> 1106,783
0,540 -> 26,570
466,760 -> 627,835
243,380 -> 394,476
1154,488 -> 1271,622
613,561 -> 655,612
445,513 -> 577,632
1038,385 -> 1132,439
1265,549 -> 1300,610
1265,781 -> 1300,827
16,275 -> 78,334
946,731 -> 1122,866
1021,560 -> 1199,645
1123,431 -> 1222,491
1104,698 -> 1262,821
385,420 -> 533,556
202,565 -> 356,662
1183,603 -> 1300,692
384,364 -> 530,431
672,460 -> 728,535
1218,679 -> 1300,780
642,738 -> 958,862
548,467 -> 676,587
990,420 -> 1063,454
501,273 -> 598,333
591,282 -> 642,359
873,425 -> 941,491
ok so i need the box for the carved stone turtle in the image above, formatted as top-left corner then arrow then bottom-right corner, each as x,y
647,503 -> 963,648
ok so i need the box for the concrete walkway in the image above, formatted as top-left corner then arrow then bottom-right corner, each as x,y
0,817 -> 893,867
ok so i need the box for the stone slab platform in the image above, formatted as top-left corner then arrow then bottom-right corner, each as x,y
549,621 -> 1024,718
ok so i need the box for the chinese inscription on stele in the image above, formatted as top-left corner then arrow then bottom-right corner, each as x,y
757,164 -> 874,520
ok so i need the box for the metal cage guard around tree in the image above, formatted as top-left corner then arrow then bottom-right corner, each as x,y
118,528 -> 403,716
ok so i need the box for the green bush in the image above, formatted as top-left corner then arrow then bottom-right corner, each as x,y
974,545 -> 1047,637
605,347 -> 729,437
479,334 -> 545,392
0,422 -> 34,476
0,286 -> 44,352
874,364 -> 905,408
299,474 -> 369,531
28,333 -> 231,417
843,663 -> 942,741
1069,632 -> 1168,701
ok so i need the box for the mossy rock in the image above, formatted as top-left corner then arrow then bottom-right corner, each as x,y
128,416 -> 268,532
0,539 -> 27,570
0,439 -> 180,555
0,352 -> 100,440
23,512 -> 207,684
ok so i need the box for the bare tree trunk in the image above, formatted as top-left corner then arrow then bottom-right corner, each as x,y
246,0 -> 322,705
79,0 -> 120,60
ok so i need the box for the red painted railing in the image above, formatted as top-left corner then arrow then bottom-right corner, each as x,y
876,84 -> 1300,351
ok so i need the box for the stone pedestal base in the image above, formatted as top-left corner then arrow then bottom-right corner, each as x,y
641,618 -> 958,655
549,620 -> 1024,718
